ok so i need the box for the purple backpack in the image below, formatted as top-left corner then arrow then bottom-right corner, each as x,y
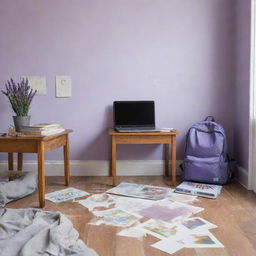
182,116 -> 232,185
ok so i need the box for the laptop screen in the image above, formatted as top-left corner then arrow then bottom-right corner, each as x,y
113,101 -> 155,127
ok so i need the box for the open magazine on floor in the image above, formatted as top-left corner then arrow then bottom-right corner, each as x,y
174,182 -> 222,199
106,182 -> 171,200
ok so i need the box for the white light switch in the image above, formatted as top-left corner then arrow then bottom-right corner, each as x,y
21,76 -> 47,95
56,76 -> 72,98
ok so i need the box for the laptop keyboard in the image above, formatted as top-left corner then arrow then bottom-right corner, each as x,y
116,128 -> 161,133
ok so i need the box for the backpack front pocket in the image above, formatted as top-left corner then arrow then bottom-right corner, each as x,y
183,156 -> 228,184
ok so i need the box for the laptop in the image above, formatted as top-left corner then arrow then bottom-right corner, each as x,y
113,101 -> 160,132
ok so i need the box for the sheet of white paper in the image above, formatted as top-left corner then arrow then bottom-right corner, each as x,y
79,193 -> 115,211
21,76 -> 47,95
45,187 -> 89,203
151,238 -> 184,254
56,76 -> 72,97
113,195 -> 155,213
117,226 -> 146,239
181,230 -> 224,248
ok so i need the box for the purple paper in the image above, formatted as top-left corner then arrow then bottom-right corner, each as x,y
139,206 -> 191,222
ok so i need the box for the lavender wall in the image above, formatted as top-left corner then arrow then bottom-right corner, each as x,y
0,0 -> 235,161
234,0 -> 251,170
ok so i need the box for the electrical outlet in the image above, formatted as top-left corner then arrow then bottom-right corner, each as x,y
56,76 -> 72,98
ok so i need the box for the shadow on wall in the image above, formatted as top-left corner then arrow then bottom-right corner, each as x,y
77,105 -> 163,161
77,105 -> 113,160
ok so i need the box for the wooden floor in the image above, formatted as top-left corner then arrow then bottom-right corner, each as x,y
7,176 -> 256,256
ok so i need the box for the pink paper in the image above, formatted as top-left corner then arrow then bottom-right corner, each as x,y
139,205 -> 192,222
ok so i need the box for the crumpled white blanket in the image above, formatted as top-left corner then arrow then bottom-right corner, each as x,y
0,171 -> 37,207
0,208 -> 98,256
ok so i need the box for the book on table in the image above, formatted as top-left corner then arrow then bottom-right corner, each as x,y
22,123 -> 61,130
174,181 -> 222,199
21,123 -> 65,136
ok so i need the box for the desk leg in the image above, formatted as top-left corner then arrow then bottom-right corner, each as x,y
38,142 -> 45,208
165,144 -> 169,176
18,153 -> 23,171
64,134 -> 70,186
111,136 -> 117,186
8,153 -> 13,171
171,136 -> 177,186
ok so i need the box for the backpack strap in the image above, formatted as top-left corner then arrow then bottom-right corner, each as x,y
204,116 -> 215,122
226,154 -> 236,180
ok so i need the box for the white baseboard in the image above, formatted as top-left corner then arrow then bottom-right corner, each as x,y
1,160 -> 249,188
236,165 -> 249,189
0,160 -> 182,176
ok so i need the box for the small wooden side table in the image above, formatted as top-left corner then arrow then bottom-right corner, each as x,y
1,129 -> 73,208
109,129 -> 180,186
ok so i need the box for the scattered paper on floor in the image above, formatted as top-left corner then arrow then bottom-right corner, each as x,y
151,238 -> 184,254
45,187 -> 90,203
181,230 -> 224,248
106,182 -> 171,200
113,195 -> 156,212
180,217 -> 217,231
138,201 -> 203,222
139,219 -> 187,240
151,230 -> 223,254
117,226 -> 146,239
167,192 -> 198,204
91,208 -> 142,227
78,193 -> 115,211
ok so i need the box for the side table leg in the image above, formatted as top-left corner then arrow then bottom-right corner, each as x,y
18,153 -> 23,171
171,136 -> 177,186
165,144 -> 169,176
8,153 -> 13,171
64,134 -> 70,186
38,142 -> 45,208
111,136 -> 117,186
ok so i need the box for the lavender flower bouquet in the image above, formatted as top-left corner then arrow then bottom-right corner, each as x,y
2,78 -> 37,131
2,78 -> 37,116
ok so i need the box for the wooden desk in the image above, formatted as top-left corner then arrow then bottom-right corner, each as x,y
1,130 -> 73,208
109,129 -> 180,186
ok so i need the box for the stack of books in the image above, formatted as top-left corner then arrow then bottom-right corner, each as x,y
174,181 -> 222,199
21,123 -> 65,136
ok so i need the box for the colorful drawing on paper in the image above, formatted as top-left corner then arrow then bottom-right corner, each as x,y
183,218 -> 206,229
167,192 -> 197,203
138,201 -> 203,222
45,187 -> 90,203
194,234 -> 215,244
181,231 -> 224,248
181,217 -> 217,231
92,208 -> 141,227
138,186 -> 169,200
145,224 -> 177,238
139,205 -> 189,222
79,193 -> 115,211
141,219 -> 178,239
